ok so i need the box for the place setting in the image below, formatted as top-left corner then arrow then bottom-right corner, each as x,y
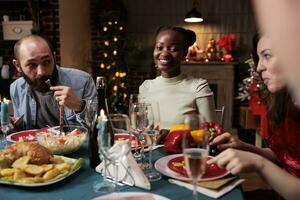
155,115 -> 244,199
92,109 -> 171,200
0,116 -> 87,187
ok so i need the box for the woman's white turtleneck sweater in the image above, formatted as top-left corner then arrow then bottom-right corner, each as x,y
139,73 -> 216,129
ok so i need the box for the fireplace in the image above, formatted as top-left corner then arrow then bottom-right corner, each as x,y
181,62 -> 236,132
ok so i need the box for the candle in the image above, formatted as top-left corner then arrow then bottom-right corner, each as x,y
96,109 -> 107,131
1,98 -> 9,126
96,109 -> 109,147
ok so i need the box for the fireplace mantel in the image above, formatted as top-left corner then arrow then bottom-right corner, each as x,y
181,62 -> 237,132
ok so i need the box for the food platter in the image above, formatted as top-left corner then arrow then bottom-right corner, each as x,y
155,154 -> 230,181
6,128 -> 48,143
0,156 -> 84,187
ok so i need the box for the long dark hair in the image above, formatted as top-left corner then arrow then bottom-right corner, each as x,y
252,33 -> 300,124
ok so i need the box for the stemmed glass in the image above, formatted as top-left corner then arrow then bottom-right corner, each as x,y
183,114 -> 209,200
85,99 -> 114,194
98,114 -> 132,191
141,102 -> 162,181
129,94 -> 146,161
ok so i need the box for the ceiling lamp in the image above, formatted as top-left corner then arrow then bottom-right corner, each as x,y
184,0 -> 203,23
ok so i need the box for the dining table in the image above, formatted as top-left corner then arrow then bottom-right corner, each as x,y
0,141 -> 245,200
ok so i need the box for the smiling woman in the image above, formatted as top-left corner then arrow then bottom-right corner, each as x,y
139,26 -> 216,129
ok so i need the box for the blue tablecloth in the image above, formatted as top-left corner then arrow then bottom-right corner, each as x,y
0,143 -> 245,200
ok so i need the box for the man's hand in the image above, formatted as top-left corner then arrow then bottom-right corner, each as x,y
50,86 -> 84,112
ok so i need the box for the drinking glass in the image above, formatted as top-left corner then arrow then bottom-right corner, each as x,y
98,114 -> 132,191
183,114 -> 209,200
141,102 -> 162,181
0,125 -> 8,149
86,99 -> 114,194
129,94 -> 146,161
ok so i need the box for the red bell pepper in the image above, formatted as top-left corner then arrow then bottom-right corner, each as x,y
164,130 -> 191,153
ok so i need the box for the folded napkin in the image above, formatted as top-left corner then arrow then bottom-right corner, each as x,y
96,145 -> 151,190
168,178 -> 245,199
197,177 -> 236,190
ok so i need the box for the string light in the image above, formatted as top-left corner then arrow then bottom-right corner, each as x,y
108,21 -> 112,25
113,50 -> 117,55
115,72 -> 120,77
104,41 -> 109,46
100,63 -> 105,69
113,85 -> 118,91
114,21 -> 118,24
113,37 -> 118,42
106,65 -> 111,69
103,26 -> 108,31
103,53 -> 108,58
119,26 -> 123,31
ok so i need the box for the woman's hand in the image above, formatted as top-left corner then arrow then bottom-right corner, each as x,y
50,86 -> 84,112
210,132 -> 249,151
207,148 -> 264,175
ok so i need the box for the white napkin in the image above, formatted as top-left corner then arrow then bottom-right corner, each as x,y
95,144 -> 151,190
168,178 -> 245,199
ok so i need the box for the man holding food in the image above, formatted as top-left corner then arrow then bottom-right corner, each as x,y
10,35 -> 97,130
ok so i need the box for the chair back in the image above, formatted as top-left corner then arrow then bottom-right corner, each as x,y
215,106 -> 225,126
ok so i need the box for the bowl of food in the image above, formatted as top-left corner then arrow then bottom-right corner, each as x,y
36,125 -> 87,155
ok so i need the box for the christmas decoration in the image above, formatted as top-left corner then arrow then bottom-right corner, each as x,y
217,34 -> 235,62
236,58 -> 270,137
92,0 -> 129,113
236,58 -> 269,102
186,34 -> 236,62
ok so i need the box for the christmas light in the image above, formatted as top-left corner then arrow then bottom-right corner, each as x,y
114,21 -> 118,24
119,26 -> 123,31
113,50 -> 117,55
113,37 -> 118,42
103,26 -> 108,31
112,61 -> 116,66
123,93 -> 127,98
104,41 -> 109,46
113,85 -> 118,91
104,53 -> 108,58
115,72 -> 120,77
100,63 -> 105,69
106,65 -> 111,69
120,82 -> 125,87
108,21 -> 112,25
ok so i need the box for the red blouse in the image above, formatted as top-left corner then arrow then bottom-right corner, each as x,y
267,107 -> 300,178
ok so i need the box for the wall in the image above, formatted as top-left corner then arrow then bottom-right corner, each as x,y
59,0 -> 91,72
123,0 -> 256,69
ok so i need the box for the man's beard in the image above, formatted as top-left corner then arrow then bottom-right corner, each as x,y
22,67 -> 58,94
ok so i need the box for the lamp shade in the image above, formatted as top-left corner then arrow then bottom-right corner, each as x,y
184,7 -> 203,23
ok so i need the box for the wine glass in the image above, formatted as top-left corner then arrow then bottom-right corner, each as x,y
129,94 -> 146,161
141,102 -> 162,181
183,114 -> 209,200
98,114 -> 132,191
86,100 -> 115,194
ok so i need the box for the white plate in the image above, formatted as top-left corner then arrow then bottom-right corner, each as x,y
6,128 -> 49,143
92,192 -> 170,200
0,156 -> 83,187
154,154 -> 230,182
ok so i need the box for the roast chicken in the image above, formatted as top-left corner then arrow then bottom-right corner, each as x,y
0,142 -> 52,165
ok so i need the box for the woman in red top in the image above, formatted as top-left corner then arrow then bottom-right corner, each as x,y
208,33 -> 300,200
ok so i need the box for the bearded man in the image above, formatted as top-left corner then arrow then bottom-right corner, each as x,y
10,35 -> 97,130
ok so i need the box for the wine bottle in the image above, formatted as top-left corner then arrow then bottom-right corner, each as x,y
88,76 -> 109,169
